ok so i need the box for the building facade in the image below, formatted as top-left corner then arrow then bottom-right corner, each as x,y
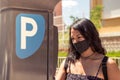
54,1 -> 64,32
91,0 -> 120,52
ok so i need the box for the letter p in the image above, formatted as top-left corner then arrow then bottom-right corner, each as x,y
21,17 -> 37,49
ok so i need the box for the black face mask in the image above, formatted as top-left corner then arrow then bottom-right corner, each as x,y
73,40 -> 89,54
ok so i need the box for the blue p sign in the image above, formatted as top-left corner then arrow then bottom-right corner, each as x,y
16,13 -> 45,59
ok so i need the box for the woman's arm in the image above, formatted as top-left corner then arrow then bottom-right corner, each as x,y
55,59 -> 66,80
107,58 -> 120,80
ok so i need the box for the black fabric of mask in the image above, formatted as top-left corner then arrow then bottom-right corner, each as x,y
73,40 -> 89,54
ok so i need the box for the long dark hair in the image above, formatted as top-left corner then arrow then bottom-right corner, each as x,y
67,18 -> 106,63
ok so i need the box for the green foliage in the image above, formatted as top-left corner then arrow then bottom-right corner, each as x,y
58,51 -> 67,57
106,51 -> 120,57
58,31 -> 69,39
70,16 -> 80,23
58,31 -> 69,49
90,5 -> 103,29
58,51 -> 120,57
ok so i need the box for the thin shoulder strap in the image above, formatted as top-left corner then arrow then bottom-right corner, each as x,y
95,62 -> 102,78
102,56 -> 108,80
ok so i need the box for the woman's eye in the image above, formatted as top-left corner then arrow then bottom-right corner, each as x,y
78,36 -> 81,39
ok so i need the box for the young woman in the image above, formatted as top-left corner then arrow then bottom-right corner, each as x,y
56,18 -> 120,80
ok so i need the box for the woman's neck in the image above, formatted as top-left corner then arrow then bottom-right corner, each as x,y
80,47 -> 104,60
80,47 -> 95,59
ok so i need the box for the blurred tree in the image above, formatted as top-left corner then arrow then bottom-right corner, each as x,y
67,16 -> 80,30
90,5 -> 103,29
70,16 -> 79,23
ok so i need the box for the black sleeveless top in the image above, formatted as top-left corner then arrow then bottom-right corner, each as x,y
66,73 -> 103,80
64,56 -> 108,80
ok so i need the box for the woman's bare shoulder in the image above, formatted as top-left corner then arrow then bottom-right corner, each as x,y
107,57 -> 119,70
107,57 -> 118,67
55,59 -> 66,80
107,57 -> 120,80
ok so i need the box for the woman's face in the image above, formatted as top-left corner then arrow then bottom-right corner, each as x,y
71,28 -> 85,43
